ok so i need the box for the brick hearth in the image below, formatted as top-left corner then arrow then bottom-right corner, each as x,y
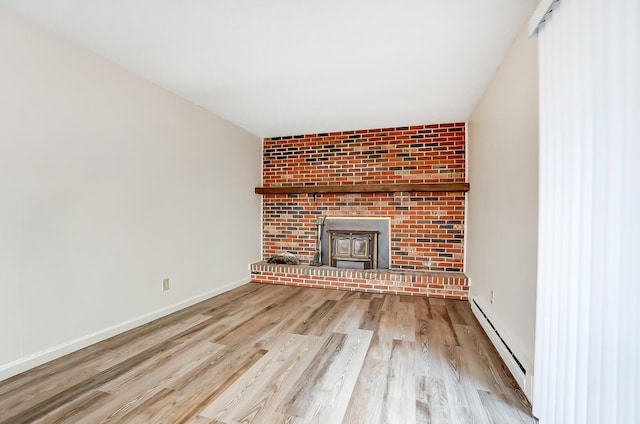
250,262 -> 469,299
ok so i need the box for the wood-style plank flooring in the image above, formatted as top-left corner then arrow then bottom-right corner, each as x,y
0,283 -> 537,423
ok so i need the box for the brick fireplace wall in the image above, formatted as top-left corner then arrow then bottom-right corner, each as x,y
261,123 -> 466,272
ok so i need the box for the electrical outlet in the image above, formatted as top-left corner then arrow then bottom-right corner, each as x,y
490,289 -> 495,304
162,278 -> 170,291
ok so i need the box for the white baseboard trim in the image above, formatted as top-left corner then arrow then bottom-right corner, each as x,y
470,296 -> 534,400
0,278 -> 251,382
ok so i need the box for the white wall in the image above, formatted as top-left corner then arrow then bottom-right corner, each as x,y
466,22 -> 538,396
0,7 -> 262,380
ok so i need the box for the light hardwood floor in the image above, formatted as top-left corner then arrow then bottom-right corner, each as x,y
0,283 -> 537,423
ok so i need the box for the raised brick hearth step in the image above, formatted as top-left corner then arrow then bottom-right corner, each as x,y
250,262 -> 469,300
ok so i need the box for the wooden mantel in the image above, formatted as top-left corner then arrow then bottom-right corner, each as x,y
255,182 -> 469,195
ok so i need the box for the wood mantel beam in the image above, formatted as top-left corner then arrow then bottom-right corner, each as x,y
255,182 -> 469,195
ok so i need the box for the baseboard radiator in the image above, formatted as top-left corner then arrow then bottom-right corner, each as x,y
470,298 -> 529,396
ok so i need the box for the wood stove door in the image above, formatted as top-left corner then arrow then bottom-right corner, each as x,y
328,231 -> 378,269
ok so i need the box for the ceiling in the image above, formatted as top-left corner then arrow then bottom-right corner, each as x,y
1,0 -> 536,138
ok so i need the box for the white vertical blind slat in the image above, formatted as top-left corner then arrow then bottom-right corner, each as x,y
533,0 -> 639,422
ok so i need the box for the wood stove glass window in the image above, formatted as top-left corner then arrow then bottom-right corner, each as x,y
353,238 -> 368,257
335,237 -> 351,256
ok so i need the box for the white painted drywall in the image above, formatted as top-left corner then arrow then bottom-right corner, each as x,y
466,22 -> 538,394
0,7 -> 261,379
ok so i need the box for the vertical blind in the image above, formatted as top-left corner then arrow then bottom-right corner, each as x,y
534,0 -> 639,423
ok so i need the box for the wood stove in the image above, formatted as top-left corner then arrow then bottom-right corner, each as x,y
327,230 -> 379,269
